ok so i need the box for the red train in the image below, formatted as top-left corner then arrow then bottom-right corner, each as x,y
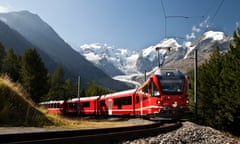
39,68 -> 189,120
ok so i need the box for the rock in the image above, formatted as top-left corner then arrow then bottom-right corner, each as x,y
121,122 -> 240,144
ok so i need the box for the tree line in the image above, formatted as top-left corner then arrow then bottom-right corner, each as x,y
188,28 -> 240,136
0,43 -> 112,103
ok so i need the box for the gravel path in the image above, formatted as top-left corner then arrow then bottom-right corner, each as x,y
121,121 -> 240,144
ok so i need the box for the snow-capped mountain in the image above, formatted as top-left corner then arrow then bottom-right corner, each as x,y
184,31 -> 229,58
75,30 -> 232,78
164,30 -> 231,74
74,43 -> 133,76
137,38 -> 183,73
74,38 -> 183,76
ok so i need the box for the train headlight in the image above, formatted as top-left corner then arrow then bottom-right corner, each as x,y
186,100 -> 189,104
172,101 -> 177,108
157,100 -> 161,104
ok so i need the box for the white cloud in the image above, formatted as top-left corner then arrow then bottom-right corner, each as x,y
192,26 -> 200,33
185,16 -> 211,40
199,16 -> 210,28
0,6 -> 10,13
186,32 -> 196,40
236,22 -> 240,28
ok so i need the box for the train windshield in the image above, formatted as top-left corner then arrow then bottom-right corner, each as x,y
159,79 -> 184,95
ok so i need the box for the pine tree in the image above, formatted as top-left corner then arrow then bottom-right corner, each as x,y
1,48 -> 20,81
195,28 -> 240,135
20,48 -> 48,102
46,67 -> 66,100
219,28 -> 240,135
85,81 -> 112,97
205,47 -> 223,127
63,79 -> 76,99
85,82 -> 98,96
0,42 -> 5,72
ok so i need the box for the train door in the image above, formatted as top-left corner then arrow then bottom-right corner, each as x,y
135,83 -> 148,116
134,93 -> 142,116
142,82 -> 150,115
108,99 -> 112,115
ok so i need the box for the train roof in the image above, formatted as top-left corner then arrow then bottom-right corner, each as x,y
103,89 -> 137,98
70,96 -> 100,102
154,68 -> 185,79
39,100 -> 64,104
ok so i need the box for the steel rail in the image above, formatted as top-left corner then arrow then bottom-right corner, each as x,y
0,122 -> 182,144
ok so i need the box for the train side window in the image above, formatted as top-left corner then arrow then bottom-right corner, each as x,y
123,96 -> 132,105
114,96 -> 132,108
100,100 -> 105,107
69,103 -> 76,108
136,96 -> 140,103
82,102 -> 90,108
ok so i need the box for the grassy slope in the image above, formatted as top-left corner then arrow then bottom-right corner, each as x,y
0,75 -> 52,126
0,75 -> 132,129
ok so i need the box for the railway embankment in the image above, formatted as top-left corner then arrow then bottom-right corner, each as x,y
121,121 -> 240,144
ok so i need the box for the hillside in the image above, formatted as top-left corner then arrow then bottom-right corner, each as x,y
0,75 -> 52,126
0,19 -> 58,73
0,11 -> 129,90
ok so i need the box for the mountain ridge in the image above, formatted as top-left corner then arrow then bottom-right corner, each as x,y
0,10 -> 129,90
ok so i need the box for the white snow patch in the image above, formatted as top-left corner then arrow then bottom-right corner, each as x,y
203,31 -> 225,41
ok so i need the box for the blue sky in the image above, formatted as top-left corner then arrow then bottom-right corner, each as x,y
0,0 -> 239,50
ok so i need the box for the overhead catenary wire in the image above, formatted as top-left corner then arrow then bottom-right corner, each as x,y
197,0 -> 225,35
211,0 -> 225,25
160,0 -> 167,38
160,0 -> 205,39
160,0 -> 226,41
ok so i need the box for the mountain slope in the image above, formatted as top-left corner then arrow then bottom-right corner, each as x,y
0,11 -> 128,90
0,20 -> 57,72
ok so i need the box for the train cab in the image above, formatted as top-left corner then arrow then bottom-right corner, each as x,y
136,68 -> 189,120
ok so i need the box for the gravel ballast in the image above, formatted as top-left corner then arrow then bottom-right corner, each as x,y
121,121 -> 240,144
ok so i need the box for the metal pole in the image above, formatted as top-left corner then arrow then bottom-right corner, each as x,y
144,70 -> 147,81
157,48 -> 160,68
194,48 -> 198,118
155,47 -> 171,68
77,76 -> 81,116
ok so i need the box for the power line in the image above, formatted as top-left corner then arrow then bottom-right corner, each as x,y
160,0 -> 167,18
210,0 -> 225,25
166,16 -> 204,19
198,0 -> 225,35
160,0 -> 167,38
160,0 -> 205,39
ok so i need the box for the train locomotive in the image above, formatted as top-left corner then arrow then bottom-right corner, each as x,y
39,68 -> 189,120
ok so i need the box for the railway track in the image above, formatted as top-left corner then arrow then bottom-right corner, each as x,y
0,122 -> 182,144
